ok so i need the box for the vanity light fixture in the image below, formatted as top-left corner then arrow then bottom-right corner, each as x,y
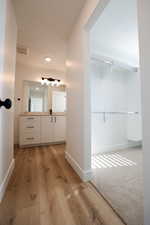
41,77 -> 61,87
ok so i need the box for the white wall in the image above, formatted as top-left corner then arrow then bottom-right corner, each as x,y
91,61 -> 129,154
66,0 -> 106,181
91,60 -> 142,155
91,62 -> 129,113
127,71 -> 142,142
127,71 -> 141,113
0,0 -> 17,199
90,0 -> 139,67
14,62 -> 66,144
138,1 -> 150,224
89,0 -> 142,155
67,0 -> 150,223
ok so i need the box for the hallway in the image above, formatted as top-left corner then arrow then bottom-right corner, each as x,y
0,145 -> 124,225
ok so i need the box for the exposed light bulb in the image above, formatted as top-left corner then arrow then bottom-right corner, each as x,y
45,79 -> 49,85
57,81 -> 61,86
53,80 -> 57,86
41,79 -> 45,85
49,81 -> 52,86
41,77 -> 62,87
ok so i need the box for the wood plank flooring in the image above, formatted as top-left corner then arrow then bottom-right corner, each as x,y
0,145 -> 125,225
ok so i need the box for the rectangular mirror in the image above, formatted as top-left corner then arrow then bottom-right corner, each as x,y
23,80 -> 66,113
52,91 -> 66,112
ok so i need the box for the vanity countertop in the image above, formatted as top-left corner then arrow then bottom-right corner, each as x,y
20,112 -> 66,116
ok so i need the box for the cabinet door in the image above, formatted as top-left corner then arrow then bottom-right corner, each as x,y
53,116 -> 66,142
41,116 -> 53,143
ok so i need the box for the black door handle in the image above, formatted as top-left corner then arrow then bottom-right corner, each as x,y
0,98 -> 12,109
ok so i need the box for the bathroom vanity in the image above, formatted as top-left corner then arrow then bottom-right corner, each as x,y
19,114 -> 66,147
18,80 -> 67,148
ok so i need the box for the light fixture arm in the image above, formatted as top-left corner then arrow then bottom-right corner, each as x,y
41,77 -> 61,86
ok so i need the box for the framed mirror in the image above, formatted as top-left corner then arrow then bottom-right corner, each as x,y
23,80 -> 66,113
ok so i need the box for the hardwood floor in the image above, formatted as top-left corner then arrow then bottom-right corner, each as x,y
0,145 -> 125,225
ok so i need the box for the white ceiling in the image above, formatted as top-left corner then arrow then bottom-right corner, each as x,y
90,0 -> 139,67
13,0 -> 86,71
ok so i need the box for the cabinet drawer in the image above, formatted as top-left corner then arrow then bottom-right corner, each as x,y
19,116 -> 41,146
21,129 -> 40,137
22,123 -> 40,133
20,116 -> 40,132
20,133 -> 40,146
20,116 -> 40,126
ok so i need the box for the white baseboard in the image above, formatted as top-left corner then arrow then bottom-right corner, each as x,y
0,159 -> 15,202
92,141 -> 142,155
128,140 -> 142,148
65,152 -> 92,182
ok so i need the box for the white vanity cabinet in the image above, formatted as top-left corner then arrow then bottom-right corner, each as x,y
19,116 -> 41,146
19,115 -> 66,147
53,116 -> 66,142
41,116 -> 66,143
41,116 -> 54,143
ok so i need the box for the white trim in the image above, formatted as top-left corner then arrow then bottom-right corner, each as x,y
92,141 -> 142,155
91,53 -> 138,71
65,152 -> 92,182
0,159 -> 15,202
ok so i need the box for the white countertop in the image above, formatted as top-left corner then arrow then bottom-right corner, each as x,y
20,112 -> 66,116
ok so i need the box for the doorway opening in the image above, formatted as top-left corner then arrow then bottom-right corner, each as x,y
89,0 -> 143,225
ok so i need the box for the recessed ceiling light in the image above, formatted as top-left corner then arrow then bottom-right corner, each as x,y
45,57 -> 52,62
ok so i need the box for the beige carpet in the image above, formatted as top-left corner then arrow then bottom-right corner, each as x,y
92,147 -> 144,225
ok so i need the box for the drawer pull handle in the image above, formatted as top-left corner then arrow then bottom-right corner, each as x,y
26,137 -> 34,140
27,126 -> 34,129
27,118 -> 34,120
